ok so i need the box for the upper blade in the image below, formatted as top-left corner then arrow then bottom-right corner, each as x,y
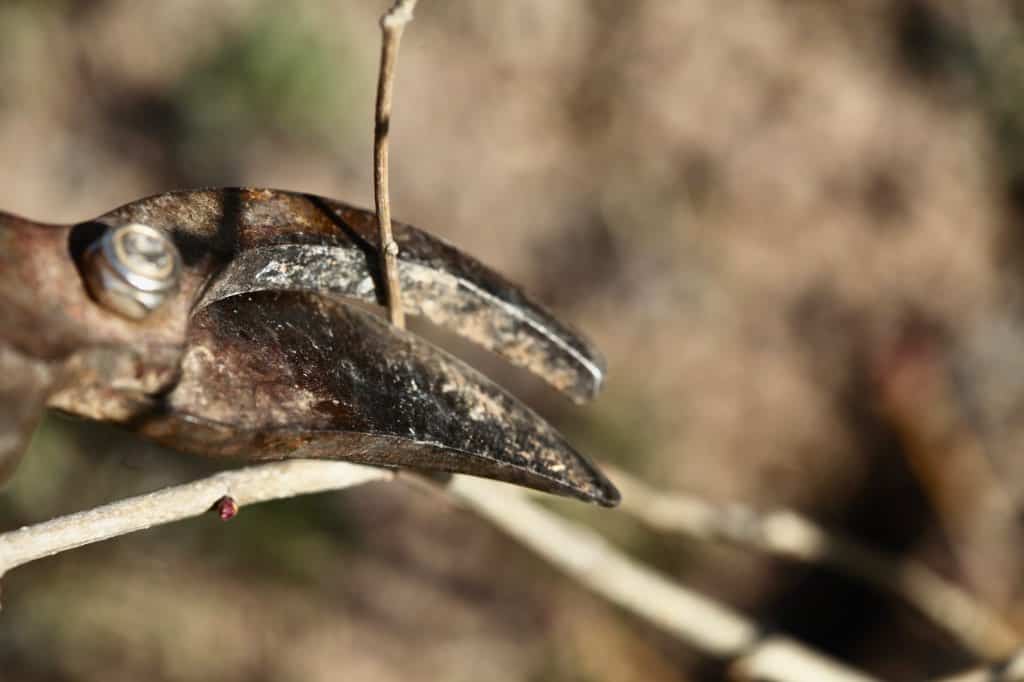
96,188 -> 605,403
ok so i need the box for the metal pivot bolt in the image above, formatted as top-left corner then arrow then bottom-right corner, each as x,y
83,223 -> 181,320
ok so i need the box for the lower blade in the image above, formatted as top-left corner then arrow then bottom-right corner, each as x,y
138,291 -> 619,506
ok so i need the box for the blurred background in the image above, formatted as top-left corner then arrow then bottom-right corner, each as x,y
2,0 -> 1024,679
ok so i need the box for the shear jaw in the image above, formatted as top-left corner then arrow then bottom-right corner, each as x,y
138,291 -> 620,507
199,241 -> 605,404
98,188 -> 605,404
56,188 -> 619,506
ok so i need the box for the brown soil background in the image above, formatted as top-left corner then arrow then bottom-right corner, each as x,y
3,1 -> 1024,679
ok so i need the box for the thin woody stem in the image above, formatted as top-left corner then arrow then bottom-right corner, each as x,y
0,463 -> 876,682
0,461 -> 391,581
1,461 -> 999,681
373,0 -> 420,328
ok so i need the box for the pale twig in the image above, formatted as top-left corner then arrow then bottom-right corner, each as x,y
0,460 -> 391,580
0,459 -> 878,681
373,0 -> 420,328
5,460 -> 995,681
448,475 -> 878,682
602,466 -> 1021,659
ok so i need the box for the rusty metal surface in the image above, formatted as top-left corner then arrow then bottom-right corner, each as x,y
0,214 -> 195,360
0,188 -> 619,505
138,291 -> 618,506
0,214 -> 189,479
98,188 -> 605,403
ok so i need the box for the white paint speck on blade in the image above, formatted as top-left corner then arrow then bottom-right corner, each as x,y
255,260 -> 284,283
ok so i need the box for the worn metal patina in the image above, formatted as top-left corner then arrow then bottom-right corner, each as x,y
0,188 -> 619,506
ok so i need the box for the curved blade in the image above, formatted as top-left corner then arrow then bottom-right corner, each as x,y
136,291 -> 619,507
96,188 -> 605,403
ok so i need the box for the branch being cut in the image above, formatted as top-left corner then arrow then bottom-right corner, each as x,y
0,460 -> 391,580
0,459 -> 879,681
373,0 -> 420,328
7,459 -> 1003,680
0,453 -> 1009,680
601,466 -> 1021,659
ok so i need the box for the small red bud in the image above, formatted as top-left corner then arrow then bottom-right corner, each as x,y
214,495 -> 239,521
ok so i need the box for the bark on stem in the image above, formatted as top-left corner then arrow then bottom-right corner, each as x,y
373,0 -> 420,328
3,463 -> 985,681
0,460 -> 391,581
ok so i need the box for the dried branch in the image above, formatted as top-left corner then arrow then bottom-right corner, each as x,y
0,460 -> 391,581
601,466 -> 1021,659
20,456 -> 1011,680
373,0 -> 420,328
448,476 -> 877,682
1,459 -> 880,681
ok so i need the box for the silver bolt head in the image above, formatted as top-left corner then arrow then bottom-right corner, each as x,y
84,223 -> 182,320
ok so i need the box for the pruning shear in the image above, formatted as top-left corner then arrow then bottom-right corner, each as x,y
0,188 -> 619,506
